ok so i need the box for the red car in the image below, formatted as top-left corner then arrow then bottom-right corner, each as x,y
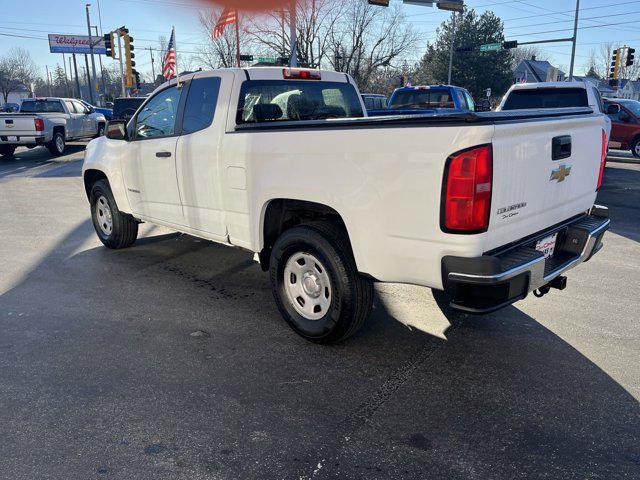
605,99 -> 640,157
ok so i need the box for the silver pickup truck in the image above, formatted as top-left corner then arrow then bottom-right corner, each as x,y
0,98 -> 106,158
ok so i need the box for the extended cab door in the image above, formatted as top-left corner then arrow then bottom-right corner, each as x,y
121,84 -> 185,225
65,100 -> 84,138
174,74 -> 228,239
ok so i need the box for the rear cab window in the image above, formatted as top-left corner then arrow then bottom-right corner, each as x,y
20,100 -> 65,113
502,88 -> 588,110
389,89 -> 455,109
237,80 -> 364,124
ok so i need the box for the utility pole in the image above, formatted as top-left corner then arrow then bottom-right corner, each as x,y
93,26 -> 106,105
289,0 -> 297,67
447,11 -> 456,84
149,46 -> 156,83
72,54 -> 81,99
45,65 -> 53,97
85,3 -> 99,104
84,54 -> 93,103
568,0 -> 580,80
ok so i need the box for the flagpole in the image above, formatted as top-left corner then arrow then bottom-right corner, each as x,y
173,26 -> 181,87
235,11 -> 241,68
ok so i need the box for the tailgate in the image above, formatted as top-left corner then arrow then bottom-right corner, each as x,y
487,113 -> 603,249
0,115 -> 38,136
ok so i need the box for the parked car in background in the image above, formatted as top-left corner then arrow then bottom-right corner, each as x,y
604,99 -> 640,157
2,103 -> 20,113
498,81 -> 611,141
82,67 -> 609,344
0,97 -> 106,158
367,85 -> 478,116
80,100 -> 113,121
361,93 -> 387,112
112,97 -> 146,123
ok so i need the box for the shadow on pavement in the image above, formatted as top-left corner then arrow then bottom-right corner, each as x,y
0,144 -> 86,179
0,219 -> 637,479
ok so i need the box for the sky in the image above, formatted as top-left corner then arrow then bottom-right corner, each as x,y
0,0 -> 639,81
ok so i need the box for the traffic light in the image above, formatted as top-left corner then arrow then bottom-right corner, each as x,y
133,69 -> 141,90
502,40 -> 518,50
626,47 -> 635,66
123,30 -> 135,89
610,48 -> 621,81
103,32 -> 115,58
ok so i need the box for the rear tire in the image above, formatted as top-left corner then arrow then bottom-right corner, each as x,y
47,131 -> 66,156
632,137 -> 640,158
0,145 -> 16,158
90,179 -> 138,249
269,222 -> 373,344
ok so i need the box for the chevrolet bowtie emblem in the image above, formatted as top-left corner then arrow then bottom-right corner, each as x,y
550,164 -> 572,182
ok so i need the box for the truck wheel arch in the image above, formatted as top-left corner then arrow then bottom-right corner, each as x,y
259,199 -> 355,272
83,169 -> 109,200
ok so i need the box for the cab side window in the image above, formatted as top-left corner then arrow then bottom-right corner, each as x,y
72,100 -> 88,114
64,101 -> 76,113
134,86 -> 182,139
182,77 -> 221,134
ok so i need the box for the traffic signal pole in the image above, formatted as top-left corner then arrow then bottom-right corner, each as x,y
568,0 -> 580,80
86,4 -> 99,104
447,11 -> 456,84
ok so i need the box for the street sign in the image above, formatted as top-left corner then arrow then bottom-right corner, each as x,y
48,34 -> 106,54
437,0 -> 464,11
480,43 -> 502,52
258,56 -> 276,63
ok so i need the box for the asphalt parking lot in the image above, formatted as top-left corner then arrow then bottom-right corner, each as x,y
0,145 -> 639,479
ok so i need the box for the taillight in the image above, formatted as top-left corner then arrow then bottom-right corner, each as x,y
34,118 -> 44,131
597,129 -> 606,190
282,68 -> 321,80
442,144 -> 493,233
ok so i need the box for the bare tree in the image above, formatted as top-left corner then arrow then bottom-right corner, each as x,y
327,0 -> 418,90
0,47 -> 38,102
245,0 -> 342,67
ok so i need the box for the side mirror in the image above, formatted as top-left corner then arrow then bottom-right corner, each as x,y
607,104 -> 620,115
106,120 -> 127,140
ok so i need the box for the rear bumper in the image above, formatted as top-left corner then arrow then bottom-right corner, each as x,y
0,134 -> 46,146
441,205 -> 610,313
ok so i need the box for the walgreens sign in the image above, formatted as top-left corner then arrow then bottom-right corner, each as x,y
48,34 -> 107,54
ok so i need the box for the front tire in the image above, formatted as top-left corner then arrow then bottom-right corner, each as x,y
47,131 -> 66,156
95,123 -> 105,138
632,138 -> 640,158
0,145 -> 16,158
90,179 -> 138,249
269,222 -> 373,344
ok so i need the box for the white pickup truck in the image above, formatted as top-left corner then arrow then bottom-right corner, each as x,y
82,67 -> 610,343
0,98 -> 106,158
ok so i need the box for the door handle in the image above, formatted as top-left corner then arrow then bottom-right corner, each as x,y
156,151 -> 172,158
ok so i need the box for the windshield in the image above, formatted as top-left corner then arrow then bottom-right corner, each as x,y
502,88 -> 588,110
389,89 -> 454,109
20,100 -> 64,113
620,100 -> 640,117
237,80 -> 364,123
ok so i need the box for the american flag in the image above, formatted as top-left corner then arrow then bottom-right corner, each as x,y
162,28 -> 176,80
212,8 -> 237,39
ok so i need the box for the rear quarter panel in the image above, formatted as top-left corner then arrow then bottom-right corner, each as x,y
221,123 -> 495,289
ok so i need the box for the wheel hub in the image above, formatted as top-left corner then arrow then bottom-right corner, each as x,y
95,195 -> 113,236
283,252 -> 332,321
